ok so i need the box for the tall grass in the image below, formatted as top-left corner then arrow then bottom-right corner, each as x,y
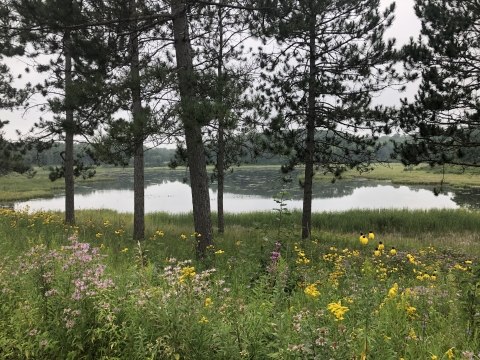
0,207 -> 478,359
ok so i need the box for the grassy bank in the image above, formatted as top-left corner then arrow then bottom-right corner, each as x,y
309,163 -> 480,188
0,207 -> 478,359
0,169 -> 115,202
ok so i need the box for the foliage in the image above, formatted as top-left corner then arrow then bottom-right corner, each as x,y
0,206 -> 478,359
395,0 -> 480,168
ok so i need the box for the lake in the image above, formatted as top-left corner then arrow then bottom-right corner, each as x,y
13,168 -> 480,213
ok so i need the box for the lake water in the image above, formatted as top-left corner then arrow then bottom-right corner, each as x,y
13,168 -> 480,213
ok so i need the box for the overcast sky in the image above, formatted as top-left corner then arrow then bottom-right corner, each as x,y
0,0 -> 421,141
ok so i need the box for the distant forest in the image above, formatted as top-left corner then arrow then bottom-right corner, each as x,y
22,134 -> 405,169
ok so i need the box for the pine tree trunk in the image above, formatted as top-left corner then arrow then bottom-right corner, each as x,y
217,3 -> 225,234
131,0 -> 144,240
171,0 -> 214,259
217,120 -> 225,233
64,30 -> 75,225
301,16 -> 316,240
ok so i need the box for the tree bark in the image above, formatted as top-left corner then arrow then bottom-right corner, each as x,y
301,13 -> 316,240
217,2 -> 225,234
64,29 -> 75,225
131,0 -> 145,240
171,0 -> 214,259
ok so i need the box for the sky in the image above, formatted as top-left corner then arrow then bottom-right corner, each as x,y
0,0 -> 422,141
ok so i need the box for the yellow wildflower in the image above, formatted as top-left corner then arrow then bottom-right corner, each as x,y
431,356 -> 438,360
445,348 -> 454,359
390,247 -> 397,256
155,230 -> 164,236
204,298 -> 213,307
327,301 -> 349,321
214,250 -> 224,254
121,248 -> 128,253
199,316 -> 208,323
180,234 -> 187,240
304,283 -> 320,297
388,283 -> 398,298
179,267 -> 196,282
96,233 -> 103,238
360,235 -> 368,245
378,241 -> 384,251
368,231 -> 375,240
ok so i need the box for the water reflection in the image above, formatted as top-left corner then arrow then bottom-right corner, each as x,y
13,168 -> 477,213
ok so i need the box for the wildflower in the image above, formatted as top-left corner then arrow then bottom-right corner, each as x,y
28,329 -> 38,336
100,243 -> 105,249
405,304 -> 418,319
390,247 -> 397,256
121,248 -> 128,253
465,260 -> 472,264
374,248 -> 380,257
155,230 -> 164,236
179,266 -> 196,282
204,297 -> 213,307
431,356 -> 437,360
236,241 -> 242,246
360,235 -> 368,245
446,348 -> 455,359
388,283 -> 398,298
96,233 -> 103,238
270,251 -> 280,261
40,340 -> 48,346
199,316 -> 208,323
180,234 -> 187,240
368,231 -> 375,240
304,283 -> 320,297
378,241 -> 384,251
214,250 -> 224,254
327,301 -> 349,321
359,232 -> 364,241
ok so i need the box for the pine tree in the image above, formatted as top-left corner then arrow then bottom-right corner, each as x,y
6,0 -> 114,224
395,0 -> 480,169
254,0 -> 401,239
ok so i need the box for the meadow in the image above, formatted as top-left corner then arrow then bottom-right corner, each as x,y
0,203 -> 479,359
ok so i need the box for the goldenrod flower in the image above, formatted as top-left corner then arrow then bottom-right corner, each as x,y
327,300 -> 349,321
304,283 -> 320,297
388,283 -> 398,298
179,267 -> 196,282
368,231 -> 374,240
